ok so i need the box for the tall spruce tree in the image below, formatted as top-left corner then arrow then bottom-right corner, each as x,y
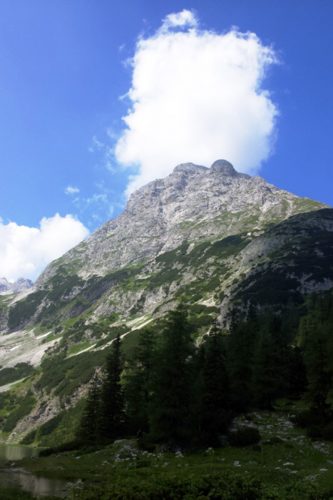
77,374 -> 101,445
124,327 -> 156,434
284,346 -> 307,399
300,300 -> 332,412
198,322 -> 230,445
149,304 -> 195,447
227,316 -> 258,411
99,333 -> 125,442
251,316 -> 289,408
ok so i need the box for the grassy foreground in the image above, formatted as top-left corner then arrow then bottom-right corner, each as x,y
8,409 -> 331,499
0,412 -> 333,500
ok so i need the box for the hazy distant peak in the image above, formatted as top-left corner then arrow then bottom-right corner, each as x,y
0,277 -> 33,295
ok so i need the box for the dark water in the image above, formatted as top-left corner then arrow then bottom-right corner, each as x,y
0,445 -> 69,498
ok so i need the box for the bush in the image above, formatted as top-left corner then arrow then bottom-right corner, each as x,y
322,421 -> 333,441
228,426 -> 261,447
293,409 -> 324,428
38,413 -> 63,436
3,394 -> 35,432
39,439 -> 81,456
293,409 -> 331,439
307,425 -> 324,439
0,363 -> 34,386
0,487 -> 34,499
20,429 -> 37,445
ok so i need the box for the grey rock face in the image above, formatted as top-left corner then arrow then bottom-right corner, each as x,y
37,160 -> 323,285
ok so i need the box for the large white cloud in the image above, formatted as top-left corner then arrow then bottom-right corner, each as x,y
0,214 -> 89,282
115,9 -> 278,194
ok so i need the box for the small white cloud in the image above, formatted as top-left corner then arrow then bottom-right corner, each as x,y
160,9 -> 198,32
65,185 -> 80,195
0,214 -> 89,282
115,10 -> 278,195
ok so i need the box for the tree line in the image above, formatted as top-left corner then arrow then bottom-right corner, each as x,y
78,293 -> 333,448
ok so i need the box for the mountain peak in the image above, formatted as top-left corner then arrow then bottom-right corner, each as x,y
210,159 -> 238,176
172,160 -> 238,176
36,159 -> 326,291
173,162 -> 208,174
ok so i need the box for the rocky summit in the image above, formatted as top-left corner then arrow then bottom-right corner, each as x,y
0,160 -> 332,441
36,159 -> 323,283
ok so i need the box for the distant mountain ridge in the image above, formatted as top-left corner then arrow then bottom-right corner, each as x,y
0,277 -> 33,295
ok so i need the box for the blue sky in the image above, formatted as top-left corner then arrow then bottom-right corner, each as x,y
0,0 -> 332,281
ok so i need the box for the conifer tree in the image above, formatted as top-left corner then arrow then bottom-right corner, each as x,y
251,327 -> 277,408
198,322 -> 230,445
149,304 -> 195,447
227,317 -> 257,411
124,327 -> 156,434
77,374 -> 101,445
99,333 -> 125,441
252,315 -> 290,408
285,346 -> 307,399
301,309 -> 331,412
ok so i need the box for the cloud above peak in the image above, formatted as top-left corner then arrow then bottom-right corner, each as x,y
0,214 -> 89,282
115,10 -> 278,194
160,9 -> 198,32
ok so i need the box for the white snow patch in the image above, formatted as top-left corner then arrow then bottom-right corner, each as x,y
66,344 -> 96,359
126,315 -> 148,328
131,318 -> 153,331
98,330 -> 132,351
0,377 -> 27,393
196,296 -> 216,307
35,331 -> 52,340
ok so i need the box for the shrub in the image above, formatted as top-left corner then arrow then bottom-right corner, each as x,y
307,425 -> 324,439
293,409 -> 330,439
38,439 -> 81,456
228,426 -> 261,447
21,430 -> 37,445
322,421 -> 333,441
3,394 -> 35,432
0,363 -> 34,386
0,487 -> 34,499
293,409 -> 324,428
